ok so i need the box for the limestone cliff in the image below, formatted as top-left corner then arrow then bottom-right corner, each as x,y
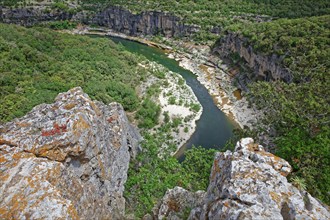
156,138 -> 330,220
88,6 -> 200,37
0,87 -> 141,219
0,5 -> 199,37
213,33 -> 293,90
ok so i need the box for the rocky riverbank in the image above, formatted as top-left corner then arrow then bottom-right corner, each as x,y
137,62 -> 202,154
165,41 -> 261,129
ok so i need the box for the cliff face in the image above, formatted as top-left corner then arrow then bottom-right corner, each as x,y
155,138 -> 330,220
88,6 -> 200,37
213,33 -> 293,88
0,87 -> 141,219
0,5 -> 200,37
0,6 -> 73,26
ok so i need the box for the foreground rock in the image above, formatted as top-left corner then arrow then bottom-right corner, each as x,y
156,138 -> 330,219
0,87 -> 141,219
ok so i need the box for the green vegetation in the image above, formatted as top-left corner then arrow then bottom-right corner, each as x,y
81,0 -> 330,42
136,99 -> 161,128
228,15 -> 330,81
48,20 -> 77,30
125,132 -> 217,217
0,23 -> 147,123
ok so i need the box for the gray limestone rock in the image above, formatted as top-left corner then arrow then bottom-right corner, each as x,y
153,187 -> 205,220
213,33 -> 293,88
0,87 -> 141,219
189,138 -> 330,220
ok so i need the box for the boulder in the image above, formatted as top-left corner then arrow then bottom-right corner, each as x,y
189,138 -> 330,220
0,87 -> 141,219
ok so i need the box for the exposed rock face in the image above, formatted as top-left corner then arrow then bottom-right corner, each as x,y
188,138 -> 330,220
213,33 -> 293,88
0,87 -> 141,219
152,187 -> 205,220
0,5 -> 200,37
0,6 -> 73,26
89,6 -> 200,37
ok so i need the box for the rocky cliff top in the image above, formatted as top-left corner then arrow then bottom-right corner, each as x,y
0,87 -> 141,219
156,138 -> 330,220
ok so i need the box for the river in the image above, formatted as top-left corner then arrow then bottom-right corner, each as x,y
108,36 -> 234,159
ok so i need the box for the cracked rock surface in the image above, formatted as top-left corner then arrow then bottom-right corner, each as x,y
188,138 -> 330,220
0,87 -> 141,219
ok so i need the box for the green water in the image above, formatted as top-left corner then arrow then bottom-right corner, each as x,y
108,36 -> 234,158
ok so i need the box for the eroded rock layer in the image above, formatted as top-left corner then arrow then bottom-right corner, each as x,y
0,87 -> 141,219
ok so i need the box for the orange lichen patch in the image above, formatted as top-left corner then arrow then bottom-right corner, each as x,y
0,139 -> 17,147
270,191 -> 281,204
247,143 -> 260,152
37,146 -> 66,162
211,159 -> 221,180
0,155 -> 7,163
67,203 -> 79,220
88,100 -> 101,116
8,193 -> 28,219
15,122 -> 31,127
12,152 -> 34,160
1,173 -> 10,182
223,201 -> 230,208
64,103 -> 76,110
73,115 -> 90,131
233,89 -> 242,100
0,206 -> 9,218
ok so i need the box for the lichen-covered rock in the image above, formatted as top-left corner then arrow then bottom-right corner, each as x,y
0,87 -> 141,219
189,138 -> 330,220
153,187 -> 205,220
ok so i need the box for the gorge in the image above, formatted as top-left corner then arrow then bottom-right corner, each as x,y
0,1 -> 329,219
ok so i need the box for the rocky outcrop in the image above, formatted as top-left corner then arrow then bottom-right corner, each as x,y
0,87 -> 141,219
0,6 -> 73,26
152,187 -> 205,219
155,138 -> 330,219
89,6 -> 200,37
213,33 -> 293,87
189,138 -> 330,220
